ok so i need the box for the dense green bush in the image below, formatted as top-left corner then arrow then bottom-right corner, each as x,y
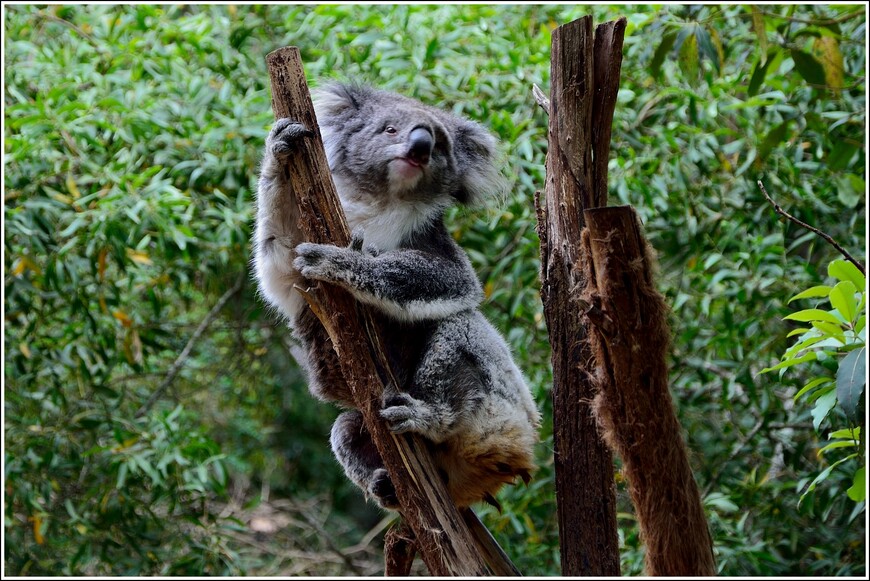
4,4 -> 865,576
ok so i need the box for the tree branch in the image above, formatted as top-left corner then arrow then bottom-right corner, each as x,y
757,180 -> 865,276
135,273 -> 245,418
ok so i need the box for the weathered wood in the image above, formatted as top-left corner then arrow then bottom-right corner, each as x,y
582,206 -> 716,576
461,508 -> 522,577
538,16 -> 621,577
384,523 -> 417,576
591,18 -> 627,207
265,47 -> 495,577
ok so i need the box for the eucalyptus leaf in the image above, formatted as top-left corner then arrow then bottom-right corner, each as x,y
811,389 -> 838,432
836,346 -> 866,424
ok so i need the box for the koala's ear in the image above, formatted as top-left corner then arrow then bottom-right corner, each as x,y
312,82 -> 368,123
453,120 -> 508,206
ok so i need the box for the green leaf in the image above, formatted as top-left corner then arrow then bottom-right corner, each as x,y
704,492 -> 739,512
829,143 -> 859,173
811,36 -> 844,90
760,351 -> 817,374
830,281 -> 858,324
789,285 -> 832,302
695,25 -> 720,73
750,7 -> 768,64
811,389 -> 838,431
836,346 -> 866,424
784,309 -> 844,325
758,121 -> 790,162
829,259 -> 866,291
794,377 -> 833,401
650,31 -> 678,79
790,49 -> 827,86
747,55 -> 772,97
800,455 -> 855,505
678,27 -> 700,86
812,321 -> 846,344
818,440 -> 858,454
787,327 -> 811,338
847,466 -> 866,502
829,427 -> 860,440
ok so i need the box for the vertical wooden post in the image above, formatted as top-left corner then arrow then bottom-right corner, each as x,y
582,207 -> 717,576
536,14 -> 715,577
536,15 -> 625,576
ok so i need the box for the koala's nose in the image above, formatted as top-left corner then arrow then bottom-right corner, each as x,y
407,127 -> 434,166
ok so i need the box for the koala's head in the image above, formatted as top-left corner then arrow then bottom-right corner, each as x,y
313,83 -> 505,207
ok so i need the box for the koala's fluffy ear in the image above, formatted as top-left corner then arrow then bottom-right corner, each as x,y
452,120 -> 508,206
312,82 -> 369,125
313,82 -> 370,168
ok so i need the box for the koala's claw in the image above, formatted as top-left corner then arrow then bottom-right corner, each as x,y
349,227 -> 380,257
350,227 -> 366,252
267,118 -> 314,157
369,468 -> 400,509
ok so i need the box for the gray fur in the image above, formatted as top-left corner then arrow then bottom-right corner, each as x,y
253,83 -> 539,509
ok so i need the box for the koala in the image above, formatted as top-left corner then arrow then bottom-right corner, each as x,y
253,82 -> 540,509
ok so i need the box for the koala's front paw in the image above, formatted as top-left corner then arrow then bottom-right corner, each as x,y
294,242 -> 354,282
369,468 -> 400,509
266,118 -> 314,158
380,392 -> 437,436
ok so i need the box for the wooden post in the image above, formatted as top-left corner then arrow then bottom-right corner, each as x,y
536,14 -> 715,577
264,47 -> 519,577
535,16 -> 625,576
582,207 -> 717,576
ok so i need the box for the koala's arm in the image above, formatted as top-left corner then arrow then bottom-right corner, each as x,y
253,119 -> 314,322
294,241 -> 483,322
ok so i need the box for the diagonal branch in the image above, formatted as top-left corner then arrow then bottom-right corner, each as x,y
135,273 -> 245,418
758,180 -> 865,276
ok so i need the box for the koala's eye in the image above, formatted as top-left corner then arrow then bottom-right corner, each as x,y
384,126 -> 397,135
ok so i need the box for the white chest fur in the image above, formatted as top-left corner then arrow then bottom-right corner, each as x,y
333,175 -> 448,251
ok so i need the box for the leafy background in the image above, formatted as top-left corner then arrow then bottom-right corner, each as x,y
4,3 -> 866,576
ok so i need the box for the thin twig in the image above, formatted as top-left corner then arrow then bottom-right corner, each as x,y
702,416 -> 766,497
532,83 -> 550,115
750,8 -> 865,26
295,502 -> 365,576
135,273 -> 245,417
757,180 -> 865,276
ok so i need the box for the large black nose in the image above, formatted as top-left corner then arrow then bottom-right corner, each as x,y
407,127 -> 434,166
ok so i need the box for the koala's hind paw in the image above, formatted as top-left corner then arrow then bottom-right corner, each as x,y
380,392 -> 438,436
369,468 -> 400,509
267,118 -> 314,157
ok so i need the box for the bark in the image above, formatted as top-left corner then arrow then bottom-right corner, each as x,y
384,523 -> 416,577
537,15 -> 624,576
265,47 -> 516,577
538,15 -> 714,576
582,207 -> 716,576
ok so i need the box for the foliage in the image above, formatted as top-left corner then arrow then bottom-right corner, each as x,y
4,3 -> 866,577
762,258 -> 866,504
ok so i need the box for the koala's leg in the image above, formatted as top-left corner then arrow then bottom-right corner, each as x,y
294,308 -> 355,406
330,411 -> 399,509
380,315 -> 480,443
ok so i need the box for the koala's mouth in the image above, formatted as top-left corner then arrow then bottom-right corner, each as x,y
397,157 -> 426,169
